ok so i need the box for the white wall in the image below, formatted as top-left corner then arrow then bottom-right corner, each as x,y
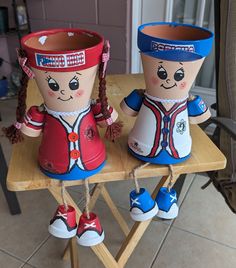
131,0 -> 166,73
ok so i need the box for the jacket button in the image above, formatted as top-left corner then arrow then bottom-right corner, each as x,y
70,149 -> 80,159
68,132 -> 79,142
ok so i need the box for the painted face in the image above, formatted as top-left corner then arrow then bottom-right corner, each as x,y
141,53 -> 204,100
32,65 -> 98,112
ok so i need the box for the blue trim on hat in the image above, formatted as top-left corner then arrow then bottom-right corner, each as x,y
144,50 -> 203,61
138,22 -> 214,61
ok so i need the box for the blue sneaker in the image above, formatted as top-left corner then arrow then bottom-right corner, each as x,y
129,188 -> 158,221
155,187 -> 178,219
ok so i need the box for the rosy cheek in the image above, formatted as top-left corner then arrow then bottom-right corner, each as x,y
179,81 -> 187,90
151,76 -> 160,86
75,90 -> 84,98
48,90 -> 56,97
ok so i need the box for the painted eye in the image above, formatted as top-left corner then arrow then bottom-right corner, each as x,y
157,66 -> 167,80
69,77 -> 79,90
47,77 -> 59,91
174,68 -> 184,81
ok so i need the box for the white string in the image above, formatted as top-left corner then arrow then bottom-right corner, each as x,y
44,101 -> 91,117
61,181 -> 68,211
167,165 -> 174,192
129,162 -> 150,193
84,179 -> 90,219
145,93 -> 188,103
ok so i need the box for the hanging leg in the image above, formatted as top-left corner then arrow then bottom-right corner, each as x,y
129,163 -> 158,222
116,174 -> 179,267
155,165 -> 179,220
48,185 -> 119,268
76,179 -> 105,247
48,181 -> 77,239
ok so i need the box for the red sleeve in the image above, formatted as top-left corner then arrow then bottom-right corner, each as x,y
23,106 -> 45,131
91,101 -> 113,123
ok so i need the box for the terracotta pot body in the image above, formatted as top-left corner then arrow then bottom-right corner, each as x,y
20,29 -> 116,180
120,22 -> 213,164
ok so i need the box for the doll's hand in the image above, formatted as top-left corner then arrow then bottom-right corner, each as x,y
97,107 -> 118,128
20,106 -> 45,137
188,95 -> 211,124
120,89 -> 145,117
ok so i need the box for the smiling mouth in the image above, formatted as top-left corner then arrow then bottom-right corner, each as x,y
161,83 -> 177,89
58,96 -> 73,102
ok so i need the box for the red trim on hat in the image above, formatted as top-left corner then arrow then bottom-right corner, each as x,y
21,28 -> 104,72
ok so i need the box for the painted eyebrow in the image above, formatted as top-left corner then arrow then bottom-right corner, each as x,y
45,71 -> 48,73
179,62 -> 183,65
76,72 -> 82,75
158,61 -> 163,64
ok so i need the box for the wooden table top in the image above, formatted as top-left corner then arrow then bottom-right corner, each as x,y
7,74 -> 226,191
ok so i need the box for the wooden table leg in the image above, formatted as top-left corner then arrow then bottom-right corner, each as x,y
89,183 -> 105,211
101,186 -> 130,236
48,185 -> 119,268
115,174 -> 179,267
62,240 -> 70,261
70,237 -> 79,268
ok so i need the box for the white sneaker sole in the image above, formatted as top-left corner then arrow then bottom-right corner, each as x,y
156,203 -> 179,219
130,202 -> 159,221
77,230 -> 105,247
48,224 -> 77,239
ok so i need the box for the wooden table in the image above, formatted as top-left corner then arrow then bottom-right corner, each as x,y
7,74 -> 226,268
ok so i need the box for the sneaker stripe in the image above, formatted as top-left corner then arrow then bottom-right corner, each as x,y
77,228 -> 104,238
130,202 -> 156,213
50,216 -> 77,231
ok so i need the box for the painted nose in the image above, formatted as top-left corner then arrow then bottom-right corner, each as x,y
166,79 -> 170,84
60,89 -> 65,95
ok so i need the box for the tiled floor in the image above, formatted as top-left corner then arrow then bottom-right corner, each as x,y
0,99 -> 236,268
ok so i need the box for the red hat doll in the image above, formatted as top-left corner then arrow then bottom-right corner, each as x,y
3,28 -> 122,246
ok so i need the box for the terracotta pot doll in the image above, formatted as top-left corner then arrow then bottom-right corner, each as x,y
3,29 -> 122,246
120,22 -> 213,221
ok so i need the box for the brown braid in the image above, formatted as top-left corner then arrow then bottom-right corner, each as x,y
98,42 -> 123,141
2,49 -> 29,144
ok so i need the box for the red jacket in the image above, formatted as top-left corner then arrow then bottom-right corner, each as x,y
23,103 -> 113,174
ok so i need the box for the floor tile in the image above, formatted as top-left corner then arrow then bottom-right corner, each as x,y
174,174 -> 236,248
0,250 -> 24,268
22,264 -> 36,268
0,188 -> 57,260
29,200 -> 169,268
152,227 -> 236,268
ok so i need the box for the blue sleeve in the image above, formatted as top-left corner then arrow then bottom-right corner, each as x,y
187,95 -> 208,117
123,89 -> 144,112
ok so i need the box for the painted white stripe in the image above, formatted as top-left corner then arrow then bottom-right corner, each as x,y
24,115 -> 43,127
54,106 -> 91,170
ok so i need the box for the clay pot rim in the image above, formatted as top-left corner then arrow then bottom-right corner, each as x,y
138,22 -> 213,42
21,28 -> 104,54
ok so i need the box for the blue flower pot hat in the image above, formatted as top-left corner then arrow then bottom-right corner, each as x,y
138,22 -> 214,62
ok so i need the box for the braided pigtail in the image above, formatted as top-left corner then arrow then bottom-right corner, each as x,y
98,41 -> 123,141
2,49 -> 29,144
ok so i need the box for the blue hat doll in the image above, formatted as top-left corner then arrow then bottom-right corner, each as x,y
120,22 -> 214,221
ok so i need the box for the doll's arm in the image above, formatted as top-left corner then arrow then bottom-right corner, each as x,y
120,89 -> 144,117
20,106 -> 45,137
187,95 -> 211,124
91,100 -> 118,128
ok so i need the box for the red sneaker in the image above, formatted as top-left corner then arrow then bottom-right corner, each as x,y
48,205 -> 77,238
76,212 -> 104,246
